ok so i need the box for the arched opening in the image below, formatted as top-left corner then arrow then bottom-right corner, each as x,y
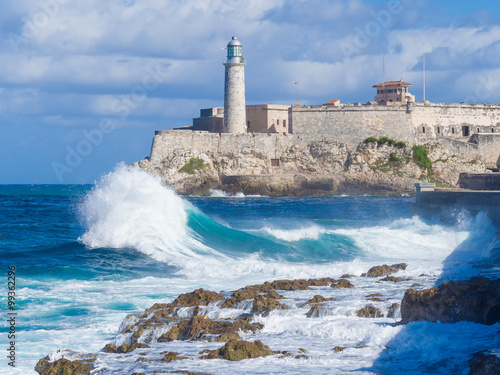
462,126 -> 470,137
486,304 -> 500,325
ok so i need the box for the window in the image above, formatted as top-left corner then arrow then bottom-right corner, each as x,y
452,127 -> 455,134
277,119 -> 280,126
437,127 -> 440,134
422,127 -> 425,134
283,120 -> 286,127
492,128 -> 495,133
477,128 -> 480,133
271,159 -> 280,167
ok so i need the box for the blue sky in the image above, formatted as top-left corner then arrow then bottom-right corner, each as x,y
1,0 -> 500,184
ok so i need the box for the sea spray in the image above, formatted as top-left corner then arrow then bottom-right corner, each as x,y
77,164 -> 214,264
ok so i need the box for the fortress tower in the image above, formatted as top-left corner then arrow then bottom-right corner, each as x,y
223,36 -> 247,133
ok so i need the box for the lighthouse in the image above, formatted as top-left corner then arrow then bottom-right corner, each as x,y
223,36 -> 247,133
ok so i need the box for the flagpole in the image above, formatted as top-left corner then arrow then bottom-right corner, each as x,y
423,45 -> 426,102
296,81 -> 299,105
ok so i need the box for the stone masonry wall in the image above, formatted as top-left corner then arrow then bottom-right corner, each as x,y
290,104 -> 415,148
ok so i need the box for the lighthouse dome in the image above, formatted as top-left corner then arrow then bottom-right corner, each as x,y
227,36 -> 242,46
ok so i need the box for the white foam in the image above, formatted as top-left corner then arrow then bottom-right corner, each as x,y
209,188 -> 262,198
78,164 -> 223,264
263,225 -> 326,241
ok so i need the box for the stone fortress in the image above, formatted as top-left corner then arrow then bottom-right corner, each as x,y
136,36 -> 500,195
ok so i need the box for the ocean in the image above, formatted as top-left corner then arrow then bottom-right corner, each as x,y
2,165 -> 499,375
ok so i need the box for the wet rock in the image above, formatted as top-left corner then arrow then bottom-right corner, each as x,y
356,306 -> 383,318
158,315 -> 262,342
252,294 -> 288,316
35,356 -> 94,375
341,274 -> 355,278
378,276 -> 408,283
221,289 -> 260,308
200,340 -> 276,361
468,351 -> 500,375
400,277 -> 500,324
103,342 -> 150,353
362,263 -> 407,277
387,303 -> 400,318
306,304 -> 322,318
331,278 -> 354,289
171,288 -> 225,307
333,346 -> 346,353
159,351 -> 189,362
302,295 -> 335,306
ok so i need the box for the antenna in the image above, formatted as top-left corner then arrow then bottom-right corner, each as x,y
423,45 -> 426,102
382,54 -> 386,103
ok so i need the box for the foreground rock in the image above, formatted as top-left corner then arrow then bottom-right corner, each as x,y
400,277 -> 500,324
468,351 -> 500,374
35,356 -> 95,375
200,340 -> 277,361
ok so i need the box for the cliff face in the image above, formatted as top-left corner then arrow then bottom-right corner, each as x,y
133,131 -> 493,196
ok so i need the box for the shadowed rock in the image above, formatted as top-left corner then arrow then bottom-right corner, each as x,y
468,351 -> 500,375
400,277 -> 500,324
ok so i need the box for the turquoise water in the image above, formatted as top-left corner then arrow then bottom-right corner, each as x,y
1,166 -> 499,374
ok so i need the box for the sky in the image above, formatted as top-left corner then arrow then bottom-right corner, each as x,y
1,0 -> 500,184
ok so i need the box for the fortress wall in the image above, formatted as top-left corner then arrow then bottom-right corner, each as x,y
290,105 -> 415,148
151,130 -> 302,167
411,103 -> 500,139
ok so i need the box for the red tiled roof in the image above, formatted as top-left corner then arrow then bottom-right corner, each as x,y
324,98 -> 340,105
373,81 -> 412,88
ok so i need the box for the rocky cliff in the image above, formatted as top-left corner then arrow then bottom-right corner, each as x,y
133,131 -> 494,196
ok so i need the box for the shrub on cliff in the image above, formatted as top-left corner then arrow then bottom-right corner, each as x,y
179,158 -> 208,174
412,146 -> 432,169
363,137 -> 406,148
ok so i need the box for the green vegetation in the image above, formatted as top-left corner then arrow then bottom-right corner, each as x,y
412,145 -> 432,169
363,137 -> 406,148
389,152 -> 400,162
179,158 -> 208,174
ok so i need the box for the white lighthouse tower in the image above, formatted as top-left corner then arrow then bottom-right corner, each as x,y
223,36 -> 246,133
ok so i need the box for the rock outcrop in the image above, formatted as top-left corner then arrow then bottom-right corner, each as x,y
468,351 -> 500,374
133,132 -> 495,196
400,277 -> 500,324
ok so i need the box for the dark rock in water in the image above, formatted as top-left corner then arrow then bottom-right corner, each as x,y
378,276 -> 409,283
171,288 -> 225,307
200,340 -> 276,361
331,278 -> 355,289
302,294 -> 335,307
468,351 -> 500,374
357,306 -> 383,318
362,263 -> 407,277
159,351 -> 189,362
35,356 -> 95,375
387,303 -> 400,318
400,277 -> 500,324
252,293 -> 288,316
158,315 -> 262,342
333,346 -> 346,353
103,342 -> 150,353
